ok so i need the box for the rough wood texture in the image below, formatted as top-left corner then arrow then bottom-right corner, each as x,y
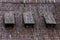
38,4 -> 56,24
4,13 -> 15,24
0,0 -> 59,3
0,3 -> 23,11
0,1 -> 59,40
23,11 -> 35,24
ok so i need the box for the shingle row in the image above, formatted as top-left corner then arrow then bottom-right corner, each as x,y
0,0 -> 59,3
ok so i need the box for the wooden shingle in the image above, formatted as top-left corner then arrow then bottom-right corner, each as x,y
44,13 -> 56,24
23,12 -> 35,25
4,13 -> 15,24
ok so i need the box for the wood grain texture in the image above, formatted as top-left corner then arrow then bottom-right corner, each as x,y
0,0 -> 57,3
44,13 -> 56,24
38,4 -> 56,24
0,3 -> 59,40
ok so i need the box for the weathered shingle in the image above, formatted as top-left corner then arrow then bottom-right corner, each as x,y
4,13 -> 15,24
23,11 -> 35,25
44,13 -> 56,24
